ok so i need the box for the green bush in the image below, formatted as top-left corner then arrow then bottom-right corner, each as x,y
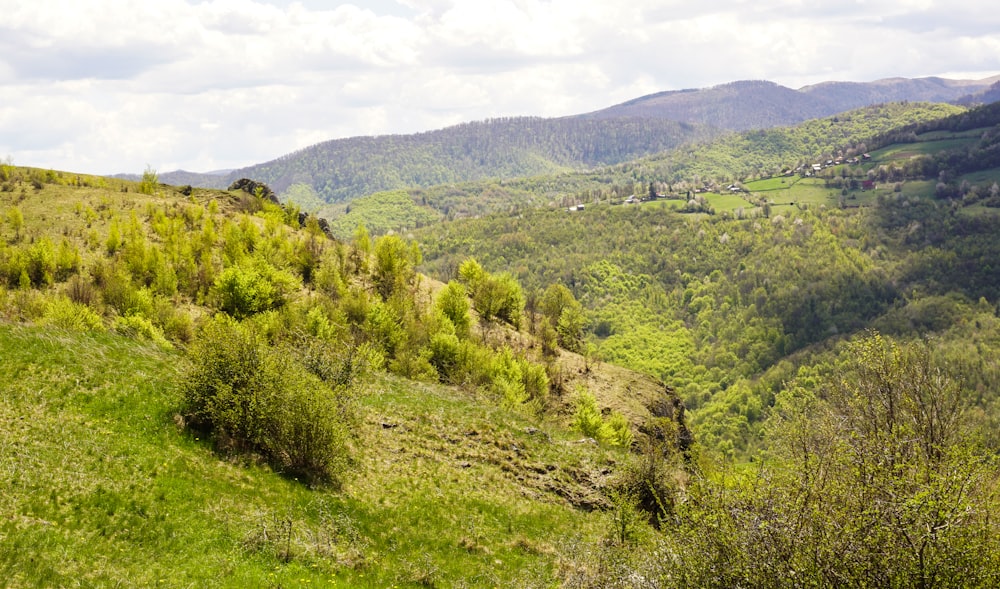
40,296 -> 104,332
213,260 -> 300,319
571,389 -> 631,447
428,330 -> 461,379
489,347 -> 548,411
113,314 -> 171,349
573,390 -> 609,441
435,281 -> 471,337
182,318 -> 352,485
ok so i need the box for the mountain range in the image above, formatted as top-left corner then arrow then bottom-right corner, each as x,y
122,74 -> 1000,206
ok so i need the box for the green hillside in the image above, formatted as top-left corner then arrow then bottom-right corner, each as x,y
0,165 -> 693,587
225,116 -> 715,205
413,99 -> 1000,457
318,102 -> 969,237
6,95 -> 1000,586
0,323 -> 633,587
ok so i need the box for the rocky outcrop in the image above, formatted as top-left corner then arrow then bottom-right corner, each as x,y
228,178 -> 281,206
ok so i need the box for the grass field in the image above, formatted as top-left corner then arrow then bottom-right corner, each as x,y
0,324 -> 613,588
869,136 -> 980,161
705,192 -> 754,211
743,176 -> 801,192
958,167 -> 1000,186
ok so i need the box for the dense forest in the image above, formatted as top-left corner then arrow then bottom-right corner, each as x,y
222,116 -> 716,205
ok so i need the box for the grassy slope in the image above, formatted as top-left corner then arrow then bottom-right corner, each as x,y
0,324 -> 621,587
2,169 -> 678,587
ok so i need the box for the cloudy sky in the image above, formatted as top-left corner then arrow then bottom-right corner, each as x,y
2,0 -> 998,175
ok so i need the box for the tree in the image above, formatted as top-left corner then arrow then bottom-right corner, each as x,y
435,281 -> 471,337
761,333 -> 1000,587
540,283 -> 585,352
372,234 -> 419,300
139,165 -> 158,196
6,206 -> 24,242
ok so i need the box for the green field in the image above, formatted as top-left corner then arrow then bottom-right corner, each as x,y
744,176 -> 801,192
870,136 -> 980,161
705,191 -> 755,211
959,167 -> 1000,185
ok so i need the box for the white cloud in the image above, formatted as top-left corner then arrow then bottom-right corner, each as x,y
0,0 -> 997,174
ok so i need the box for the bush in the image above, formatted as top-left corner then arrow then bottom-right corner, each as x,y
40,296 -> 104,332
435,281 -> 471,337
428,330 -> 461,379
573,390 -> 609,441
213,260 -> 300,319
113,314 -> 171,349
182,318 -> 352,485
572,389 -> 631,447
490,347 -> 548,411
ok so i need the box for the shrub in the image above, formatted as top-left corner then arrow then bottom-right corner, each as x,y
571,389 -> 632,447
138,165 -> 158,195
435,281 -> 471,337
182,318 -> 352,485
25,238 -> 57,286
428,331 -> 461,379
489,347 -> 548,411
472,272 -> 524,328
113,314 -> 171,349
573,390 -> 609,441
605,412 -> 634,449
363,299 -> 404,357
213,260 -> 300,319
40,296 -> 104,332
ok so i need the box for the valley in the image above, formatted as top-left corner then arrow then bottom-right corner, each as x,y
3,81 -> 1000,586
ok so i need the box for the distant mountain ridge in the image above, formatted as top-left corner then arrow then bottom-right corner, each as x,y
585,75 -> 1000,130
136,74 -> 1000,204
111,169 -> 231,188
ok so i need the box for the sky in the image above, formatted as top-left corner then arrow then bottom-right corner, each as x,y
1,0 -> 999,175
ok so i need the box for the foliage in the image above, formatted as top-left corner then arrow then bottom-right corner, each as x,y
539,283 -> 586,352
212,260 -> 300,319
226,116 -> 714,204
458,258 -> 524,328
39,295 -> 104,331
138,165 -> 158,196
324,190 -> 441,239
182,317 -> 352,484
434,280 -> 471,337
572,389 -> 633,448
372,233 -> 420,300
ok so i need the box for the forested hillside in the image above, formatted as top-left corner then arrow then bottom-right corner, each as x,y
221,116 -> 714,206
124,75 -> 998,214
318,101 -> 968,238
404,99 -> 1000,586
414,98 -> 1000,457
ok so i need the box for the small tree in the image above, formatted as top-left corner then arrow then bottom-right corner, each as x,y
139,165 -> 158,196
6,206 -> 24,242
435,281 -> 471,337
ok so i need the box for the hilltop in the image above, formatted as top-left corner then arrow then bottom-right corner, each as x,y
587,75 -> 999,130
